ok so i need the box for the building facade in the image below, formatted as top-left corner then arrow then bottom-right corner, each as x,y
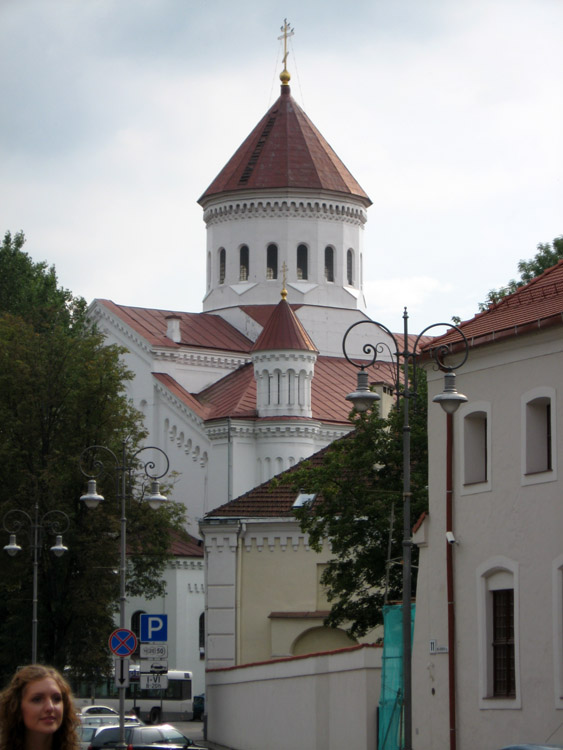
413,260 -> 563,749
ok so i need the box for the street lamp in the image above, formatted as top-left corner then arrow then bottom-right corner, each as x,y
79,440 -> 170,750
342,308 -> 469,750
2,501 -> 70,663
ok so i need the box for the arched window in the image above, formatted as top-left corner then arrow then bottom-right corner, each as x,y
297,244 -> 308,280
239,245 -> 249,281
324,246 -> 334,282
218,248 -> 226,285
267,244 -> 278,279
347,249 -> 354,285
206,252 -> 211,289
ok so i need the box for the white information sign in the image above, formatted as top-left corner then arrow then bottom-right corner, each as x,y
141,658 -> 168,674
140,673 -> 168,690
114,657 -> 130,688
140,643 -> 168,659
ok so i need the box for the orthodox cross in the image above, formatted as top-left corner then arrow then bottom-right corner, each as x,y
278,19 -> 294,72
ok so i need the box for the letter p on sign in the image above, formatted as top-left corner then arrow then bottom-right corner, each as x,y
140,614 -> 168,642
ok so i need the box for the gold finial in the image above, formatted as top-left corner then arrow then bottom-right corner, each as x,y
278,19 -> 294,86
281,262 -> 288,300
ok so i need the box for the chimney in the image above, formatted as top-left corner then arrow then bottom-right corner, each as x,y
165,315 -> 181,343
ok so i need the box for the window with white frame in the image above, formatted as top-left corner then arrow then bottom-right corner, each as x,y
346,249 -> 354,285
267,243 -> 278,279
522,387 -> 556,484
458,402 -> 491,494
476,558 -> 520,708
218,248 -> 226,285
324,246 -> 334,282
464,411 -> 488,484
297,244 -> 308,280
239,244 -> 249,281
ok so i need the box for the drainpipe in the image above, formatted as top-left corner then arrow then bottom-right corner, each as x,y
446,412 -> 457,750
227,417 -> 233,502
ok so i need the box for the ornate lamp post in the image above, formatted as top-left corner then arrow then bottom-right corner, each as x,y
3,501 -> 70,663
79,440 -> 170,750
342,308 -> 469,750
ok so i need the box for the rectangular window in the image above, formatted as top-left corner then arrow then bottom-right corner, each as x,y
526,397 -> 552,474
464,412 -> 487,484
493,589 -> 515,697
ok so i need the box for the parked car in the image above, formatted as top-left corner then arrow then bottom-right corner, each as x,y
78,724 -> 98,750
192,693 -> 205,721
87,723 -> 204,749
81,705 -> 119,716
81,714 -> 143,727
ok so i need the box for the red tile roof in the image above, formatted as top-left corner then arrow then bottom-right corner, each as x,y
198,85 -> 371,205
424,259 -> 563,352
204,442 -> 333,518
96,300 -> 253,352
251,297 -> 318,353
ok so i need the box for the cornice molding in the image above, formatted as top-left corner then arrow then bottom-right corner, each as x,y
203,198 -> 367,227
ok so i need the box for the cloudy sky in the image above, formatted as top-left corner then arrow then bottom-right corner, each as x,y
1,0 -> 561,333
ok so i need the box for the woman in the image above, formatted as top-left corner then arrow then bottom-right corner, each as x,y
0,664 -> 79,750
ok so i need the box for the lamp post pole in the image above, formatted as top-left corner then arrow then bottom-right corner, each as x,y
79,440 -> 170,750
3,501 -> 70,664
343,308 -> 469,750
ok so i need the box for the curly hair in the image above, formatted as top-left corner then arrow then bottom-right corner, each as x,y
0,664 -> 79,750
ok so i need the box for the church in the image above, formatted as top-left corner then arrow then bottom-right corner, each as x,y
89,40 -> 396,694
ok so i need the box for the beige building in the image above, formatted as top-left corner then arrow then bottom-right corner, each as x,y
413,259 -> 563,749
199,442 -> 383,670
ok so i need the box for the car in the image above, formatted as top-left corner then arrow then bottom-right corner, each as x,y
87,722 -> 204,749
81,714 -> 144,727
192,693 -> 205,721
78,724 -> 98,750
81,705 -> 119,716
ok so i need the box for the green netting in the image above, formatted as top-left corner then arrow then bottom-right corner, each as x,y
378,603 -> 415,750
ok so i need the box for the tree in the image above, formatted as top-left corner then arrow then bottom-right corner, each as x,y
479,235 -> 563,311
277,370 -> 428,639
0,232 -> 186,681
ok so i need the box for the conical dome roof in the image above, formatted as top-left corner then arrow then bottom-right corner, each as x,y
251,295 -> 318,353
198,85 -> 371,206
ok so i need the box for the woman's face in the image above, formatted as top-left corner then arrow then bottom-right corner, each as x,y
20,677 -> 64,737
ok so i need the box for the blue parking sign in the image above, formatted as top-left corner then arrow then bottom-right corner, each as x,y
140,614 -> 167,642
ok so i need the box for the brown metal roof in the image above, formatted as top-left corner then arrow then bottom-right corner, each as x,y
169,530 -> 204,557
240,304 -> 303,327
424,259 -> 563,351
251,297 -> 318,353
198,85 -> 371,205
152,373 -> 211,420
196,355 -> 395,423
198,363 -> 258,419
97,299 -> 253,352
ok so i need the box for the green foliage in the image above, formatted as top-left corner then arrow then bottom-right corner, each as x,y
279,370 -> 428,638
0,232 -> 186,681
478,235 -> 563,311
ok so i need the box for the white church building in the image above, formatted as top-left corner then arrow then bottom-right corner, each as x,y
89,58 -> 396,697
